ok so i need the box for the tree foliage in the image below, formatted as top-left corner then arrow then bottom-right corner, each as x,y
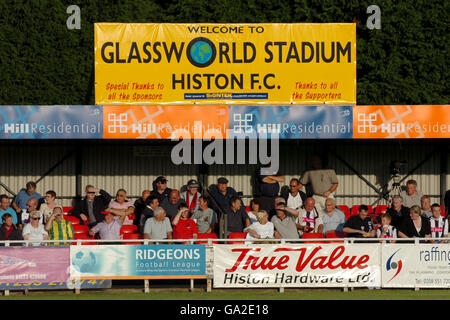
0,0 -> 448,105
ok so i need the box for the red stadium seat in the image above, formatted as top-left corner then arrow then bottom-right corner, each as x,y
62,206 -> 74,214
120,224 -> 138,235
73,233 -> 98,245
64,215 -> 80,226
351,205 -> 373,216
228,232 -> 247,244
302,232 -> 325,243
375,205 -> 389,216
123,233 -> 142,245
440,205 -> 445,217
195,233 -> 218,244
73,224 -> 89,236
325,231 -> 346,243
337,205 -> 351,220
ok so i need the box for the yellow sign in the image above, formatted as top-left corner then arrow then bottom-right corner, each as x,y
95,23 -> 356,105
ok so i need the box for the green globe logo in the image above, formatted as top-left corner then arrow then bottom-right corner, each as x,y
187,37 -> 216,68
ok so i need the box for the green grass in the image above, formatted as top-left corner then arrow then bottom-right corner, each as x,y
0,289 -> 449,300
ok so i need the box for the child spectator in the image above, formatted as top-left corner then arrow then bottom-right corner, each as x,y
376,213 -> 397,243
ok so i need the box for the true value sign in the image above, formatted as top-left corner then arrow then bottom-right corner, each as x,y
213,244 -> 381,288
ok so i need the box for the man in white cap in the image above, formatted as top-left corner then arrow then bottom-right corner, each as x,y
181,179 -> 202,214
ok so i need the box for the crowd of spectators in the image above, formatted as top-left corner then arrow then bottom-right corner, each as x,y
0,168 -> 448,245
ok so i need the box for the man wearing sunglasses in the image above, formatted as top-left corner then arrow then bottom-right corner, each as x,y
150,176 -> 172,203
71,185 -> 112,228
23,211 -> 48,246
280,178 -> 307,218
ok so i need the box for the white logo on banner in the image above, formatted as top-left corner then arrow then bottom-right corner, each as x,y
107,113 -> 128,133
357,113 -> 377,133
233,113 -> 253,133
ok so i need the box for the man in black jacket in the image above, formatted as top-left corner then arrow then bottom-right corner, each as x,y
0,213 -> 23,246
71,185 -> 112,227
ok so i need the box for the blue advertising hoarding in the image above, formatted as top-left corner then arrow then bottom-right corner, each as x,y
70,245 -> 206,279
228,105 -> 353,139
0,105 -> 103,139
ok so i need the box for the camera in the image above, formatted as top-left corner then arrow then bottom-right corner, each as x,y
389,160 -> 407,175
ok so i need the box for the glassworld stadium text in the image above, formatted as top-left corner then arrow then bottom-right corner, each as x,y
100,41 -> 352,64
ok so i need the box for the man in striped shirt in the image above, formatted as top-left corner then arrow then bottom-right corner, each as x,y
45,206 -> 74,245
429,203 -> 448,243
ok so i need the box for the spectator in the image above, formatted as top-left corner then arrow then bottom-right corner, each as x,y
71,185 -> 112,227
45,207 -> 74,245
297,197 -> 323,235
18,197 -> 43,230
299,154 -> 339,211
398,205 -> 431,240
429,203 -> 448,243
399,179 -> 423,208
172,203 -> 198,240
343,205 -> 376,238
161,189 -> 184,219
222,196 -> 250,237
40,190 -> 62,224
150,176 -> 172,203
247,199 -> 260,224
108,189 -> 135,225
271,197 -> 300,240
244,210 -> 274,244
0,194 -> 18,226
181,179 -> 202,214
143,207 -> 173,242
281,178 -> 307,217
376,213 -> 397,243
0,213 -> 23,245
23,211 -> 48,246
140,195 -> 159,231
257,166 -> 284,213
420,195 -> 432,218
191,196 -> 216,234
321,198 -> 346,234
88,211 -> 125,242
11,181 -> 42,215
210,177 -> 238,215
386,195 -> 410,229
134,189 -> 151,227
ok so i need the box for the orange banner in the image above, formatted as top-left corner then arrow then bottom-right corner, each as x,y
103,105 -> 228,139
353,105 -> 450,139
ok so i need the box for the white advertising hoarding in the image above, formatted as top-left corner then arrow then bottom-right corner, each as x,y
213,244 -> 381,288
382,244 -> 450,288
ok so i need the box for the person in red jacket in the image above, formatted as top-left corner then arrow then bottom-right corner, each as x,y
172,203 -> 198,241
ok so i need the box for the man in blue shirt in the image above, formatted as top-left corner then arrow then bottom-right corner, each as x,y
0,195 -> 18,225
11,181 -> 42,214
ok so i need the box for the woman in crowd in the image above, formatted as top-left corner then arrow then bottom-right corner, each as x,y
398,205 -> 431,241
244,210 -> 274,244
247,198 -> 260,224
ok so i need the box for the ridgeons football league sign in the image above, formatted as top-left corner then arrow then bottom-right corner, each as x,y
95,23 -> 356,105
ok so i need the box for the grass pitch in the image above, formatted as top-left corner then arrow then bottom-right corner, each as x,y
0,288 -> 449,300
